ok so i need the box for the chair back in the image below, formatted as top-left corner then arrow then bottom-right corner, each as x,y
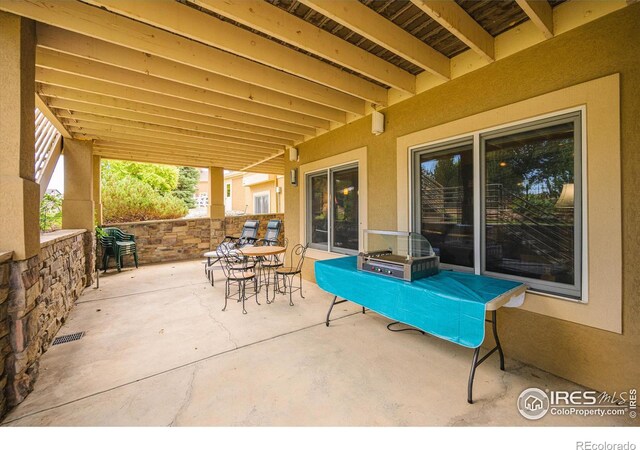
287,243 -> 308,273
238,220 -> 260,245
263,219 -> 282,245
218,244 -> 248,279
103,227 -> 135,241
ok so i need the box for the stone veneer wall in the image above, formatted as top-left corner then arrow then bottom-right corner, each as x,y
225,214 -> 285,242
1,230 -> 94,419
0,252 -> 12,419
105,218 -> 212,265
102,214 -> 285,267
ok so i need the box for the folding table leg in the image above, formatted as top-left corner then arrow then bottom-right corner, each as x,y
467,310 -> 504,404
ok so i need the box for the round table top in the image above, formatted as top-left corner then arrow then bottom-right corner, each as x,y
240,245 -> 286,257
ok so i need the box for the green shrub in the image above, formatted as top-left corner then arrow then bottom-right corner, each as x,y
102,161 -> 188,223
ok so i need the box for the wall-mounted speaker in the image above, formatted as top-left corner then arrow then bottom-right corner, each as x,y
372,110 -> 385,135
289,147 -> 298,161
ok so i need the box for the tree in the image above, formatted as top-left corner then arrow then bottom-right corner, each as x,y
173,166 -> 200,209
102,160 -> 179,194
101,160 -> 187,223
40,191 -> 63,232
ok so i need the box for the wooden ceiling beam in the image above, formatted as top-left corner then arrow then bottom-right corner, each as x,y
59,114 -> 285,151
34,93 -> 72,138
36,48 -> 330,130
36,76 -> 317,137
36,24 -> 348,122
193,0 -> 416,93
0,0 -> 372,110
410,0 -> 495,62
298,0 -> 450,80
516,0 -> 554,39
54,109 -> 292,147
44,96 -> 303,142
84,0 -> 394,100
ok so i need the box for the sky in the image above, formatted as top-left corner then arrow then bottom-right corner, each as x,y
48,155 -> 64,193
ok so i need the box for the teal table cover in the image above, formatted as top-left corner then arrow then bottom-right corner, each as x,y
315,256 -> 525,348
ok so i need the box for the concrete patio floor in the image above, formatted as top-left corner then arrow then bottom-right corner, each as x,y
1,260 -> 632,426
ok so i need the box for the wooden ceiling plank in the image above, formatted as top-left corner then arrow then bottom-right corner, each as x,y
84,0 -> 395,99
36,76 -> 317,137
54,109 -> 292,147
0,0 -> 372,110
516,0 -> 554,39
36,24 -> 349,122
66,126 -> 277,157
60,116 -> 284,151
192,0 -> 416,93
94,143 -> 258,164
93,139 -> 270,160
410,0 -> 495,62
298,0 -> 450,80
45,96 -> 303,142
36,47 -> 330,130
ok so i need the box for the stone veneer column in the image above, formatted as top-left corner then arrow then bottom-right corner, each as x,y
208,167 -> 225,247
92,155 -> 102,226
62,139 -> 95,230
0,13 -> 39,260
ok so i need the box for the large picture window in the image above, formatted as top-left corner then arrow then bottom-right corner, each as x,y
307,163 -> 359,254
413,112 -> 582,298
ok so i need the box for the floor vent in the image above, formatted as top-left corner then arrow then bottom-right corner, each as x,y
52,332 -> 85,346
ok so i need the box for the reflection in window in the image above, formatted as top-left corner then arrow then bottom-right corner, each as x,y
332,166 -> 359,251
484,121 -> 577,287
254,193 -> 269,214
418,144 -> 474,267
309,173 -> 328,247
307,164 -> 359,254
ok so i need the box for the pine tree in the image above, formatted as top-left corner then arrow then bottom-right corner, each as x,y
173,166 -> 200,209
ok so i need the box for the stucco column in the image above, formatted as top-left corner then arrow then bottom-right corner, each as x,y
208,167 -> 225,246
0,13 -> 39,260
62,139 -> 94,230
92,155 -> 102,226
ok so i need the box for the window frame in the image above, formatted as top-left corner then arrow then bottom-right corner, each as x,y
410,110 -> 584,300
306,162 -> 359,255
253,191 -> 270,214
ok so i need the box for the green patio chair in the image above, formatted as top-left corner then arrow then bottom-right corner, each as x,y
101,227 -> 139,272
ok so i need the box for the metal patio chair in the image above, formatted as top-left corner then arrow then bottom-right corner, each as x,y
273,243 -> 308,306
203,219 -> 260,285
218,244 -> 259,315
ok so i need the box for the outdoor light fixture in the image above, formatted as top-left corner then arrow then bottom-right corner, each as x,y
290,168 -> 298,186
499,161 -> 508,167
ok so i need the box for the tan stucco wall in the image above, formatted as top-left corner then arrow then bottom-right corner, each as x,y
284,5 -> 640,393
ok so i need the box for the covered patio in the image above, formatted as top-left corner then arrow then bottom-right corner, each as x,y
0,0 -> 638,431
1,260 -> 632,426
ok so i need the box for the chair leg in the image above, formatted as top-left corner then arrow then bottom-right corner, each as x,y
241,281 -> 247,315
102,253 -> 109,272
299,273 -> 305,299
134,252 -> 139,268
254,278 -> 260,306
222,279 -> 229,312
288,276 -> 294,306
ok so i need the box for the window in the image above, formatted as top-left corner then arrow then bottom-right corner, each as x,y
225,183 -> 231,198
413,112 -> 582,298
307,163 -> 359,254
253,192 -> 269,214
